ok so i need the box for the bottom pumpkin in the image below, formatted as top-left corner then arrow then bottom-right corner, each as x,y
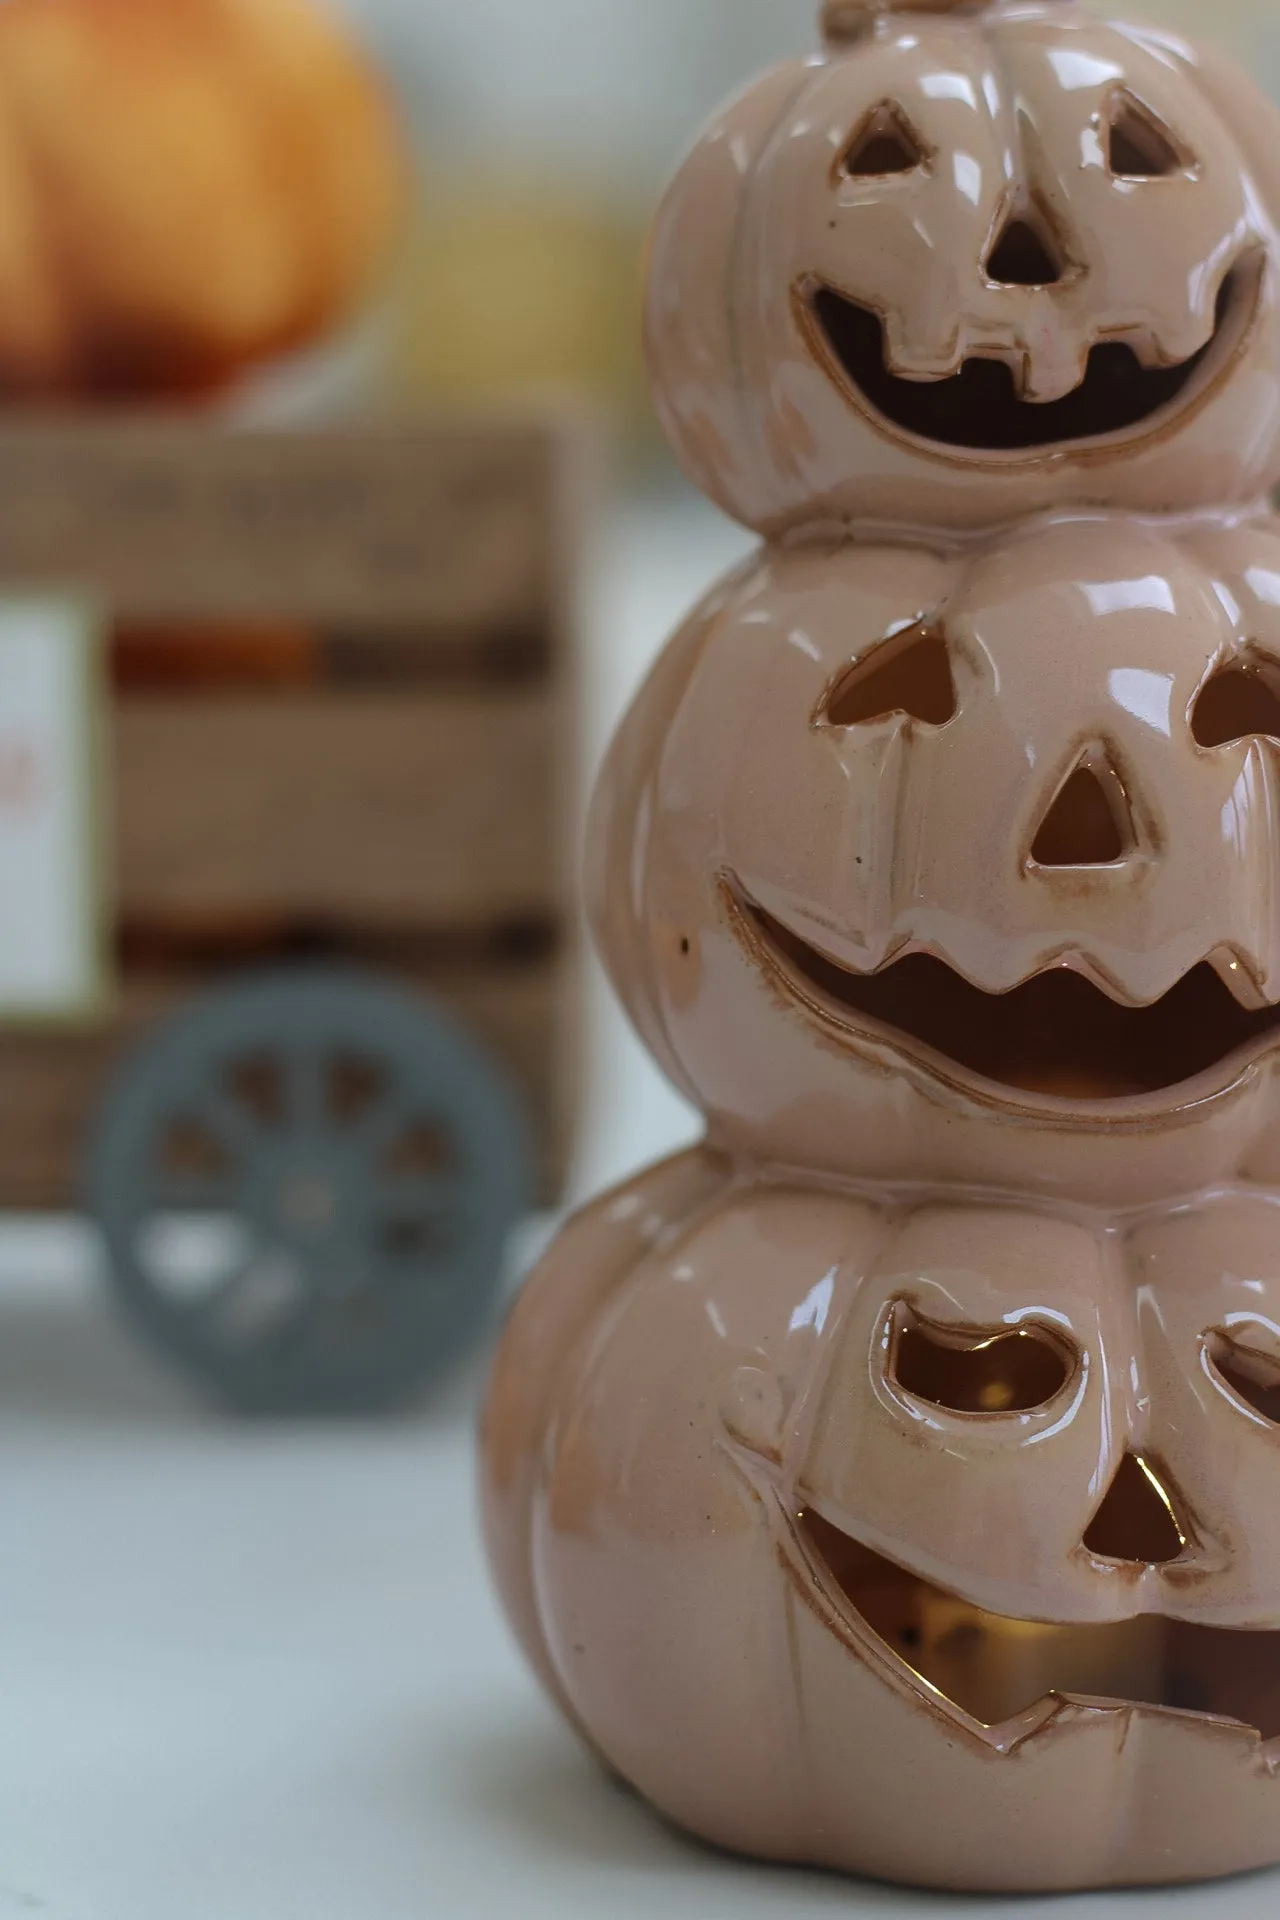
483,1147 -> 1280,1892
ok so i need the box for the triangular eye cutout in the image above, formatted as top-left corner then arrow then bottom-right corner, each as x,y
1107,91 -> 1190,179
1030,753 -> 1136,867
821,623 -> 957,728
1083,1453 -> 1186,1565
1192,651 -> 1280,748
840,101 -> 927,179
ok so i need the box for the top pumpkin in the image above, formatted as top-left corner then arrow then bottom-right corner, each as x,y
0,0 -> 404,399
646,0 -> 1280,536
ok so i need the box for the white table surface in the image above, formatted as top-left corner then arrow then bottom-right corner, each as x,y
4,490 -> 1279,1918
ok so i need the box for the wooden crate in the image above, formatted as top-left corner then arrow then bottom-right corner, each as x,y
0,423 -> 559,628
0,418 -> 581,1208
113,687 -> 558,932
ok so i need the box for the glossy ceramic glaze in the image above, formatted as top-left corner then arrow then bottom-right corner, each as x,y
588,510 -> 1280,1208
647,0 -> 1280,538
486,1157 -> 1280,1891
487,520 -> 1280,1890
482,0 -> 1280,1893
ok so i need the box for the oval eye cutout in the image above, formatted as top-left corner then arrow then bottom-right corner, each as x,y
821,622 -> 957,728
840,101 -> 927,179
1192,652 -> 1280,749
1107,91 -> 1190,179
1206,1328 -> 1280,1424
891,1307 -> 1075,1415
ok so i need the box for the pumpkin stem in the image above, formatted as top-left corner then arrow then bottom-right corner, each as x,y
822,0 -> 1001,44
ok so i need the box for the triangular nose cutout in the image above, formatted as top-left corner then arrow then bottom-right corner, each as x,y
1031,755 -> 1136,868
986,215 -> 1064,288
1084,1454 -> 1186,1566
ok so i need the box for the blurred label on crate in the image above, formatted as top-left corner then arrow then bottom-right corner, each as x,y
0,597 -> 104,1018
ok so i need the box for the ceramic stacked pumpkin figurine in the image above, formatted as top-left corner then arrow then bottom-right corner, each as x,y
483,0 -> 1280,1891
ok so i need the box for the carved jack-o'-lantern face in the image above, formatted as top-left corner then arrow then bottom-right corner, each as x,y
590,514 -> 1280,1202
508,1180 -> 1280,1890
646,0 -> 1280,535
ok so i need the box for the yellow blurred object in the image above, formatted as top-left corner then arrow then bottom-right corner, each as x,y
399,186 -> 646,424
0,0 -> 405,399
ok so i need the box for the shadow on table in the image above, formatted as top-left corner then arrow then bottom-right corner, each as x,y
440,1710 -> 669,1871
433,1706 -> 959,1909
432,1707 -> 1280,1914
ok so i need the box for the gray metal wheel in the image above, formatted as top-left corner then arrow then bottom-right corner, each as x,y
87,967 -> 534,1413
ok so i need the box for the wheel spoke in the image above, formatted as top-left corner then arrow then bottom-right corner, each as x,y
149,1171 -> 237,1211
284,1046 -> 328,1136
376,1173 -> 460,1221
190,1247 -> 310,1345
346,1088 -> 421,1163
197,1085 -> 266,1163
248,1250 -> 398,1364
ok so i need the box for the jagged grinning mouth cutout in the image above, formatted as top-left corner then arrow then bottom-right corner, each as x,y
806,266 -> 1245,455
799,1509 -> 1280,1742
736,894 -> 1280,1101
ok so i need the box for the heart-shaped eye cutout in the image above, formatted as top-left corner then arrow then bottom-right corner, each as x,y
1192,653 -> 1280,749
890,1306 -> 1075,1414
821,623 -> 957,728
840,101 -> 927,178
1107,91 -> 1190,179
1206,1329 -> 1280,1424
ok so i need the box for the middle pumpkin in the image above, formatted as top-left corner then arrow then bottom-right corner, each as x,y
590,511 -> 1280,1208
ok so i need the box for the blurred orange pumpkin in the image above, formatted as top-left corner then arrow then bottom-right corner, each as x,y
0,0 -> 405,398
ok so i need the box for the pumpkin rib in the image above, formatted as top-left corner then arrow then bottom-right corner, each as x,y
480,1146 -> 734,1733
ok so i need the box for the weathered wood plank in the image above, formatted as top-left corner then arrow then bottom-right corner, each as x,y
113,689 -> 558,929
0,422 -> 559,628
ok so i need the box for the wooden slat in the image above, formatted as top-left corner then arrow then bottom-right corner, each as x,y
0,422 -> 558,629
110,620 -> 551,692
0,958 -> 572,1212
113,688 -> 557,929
